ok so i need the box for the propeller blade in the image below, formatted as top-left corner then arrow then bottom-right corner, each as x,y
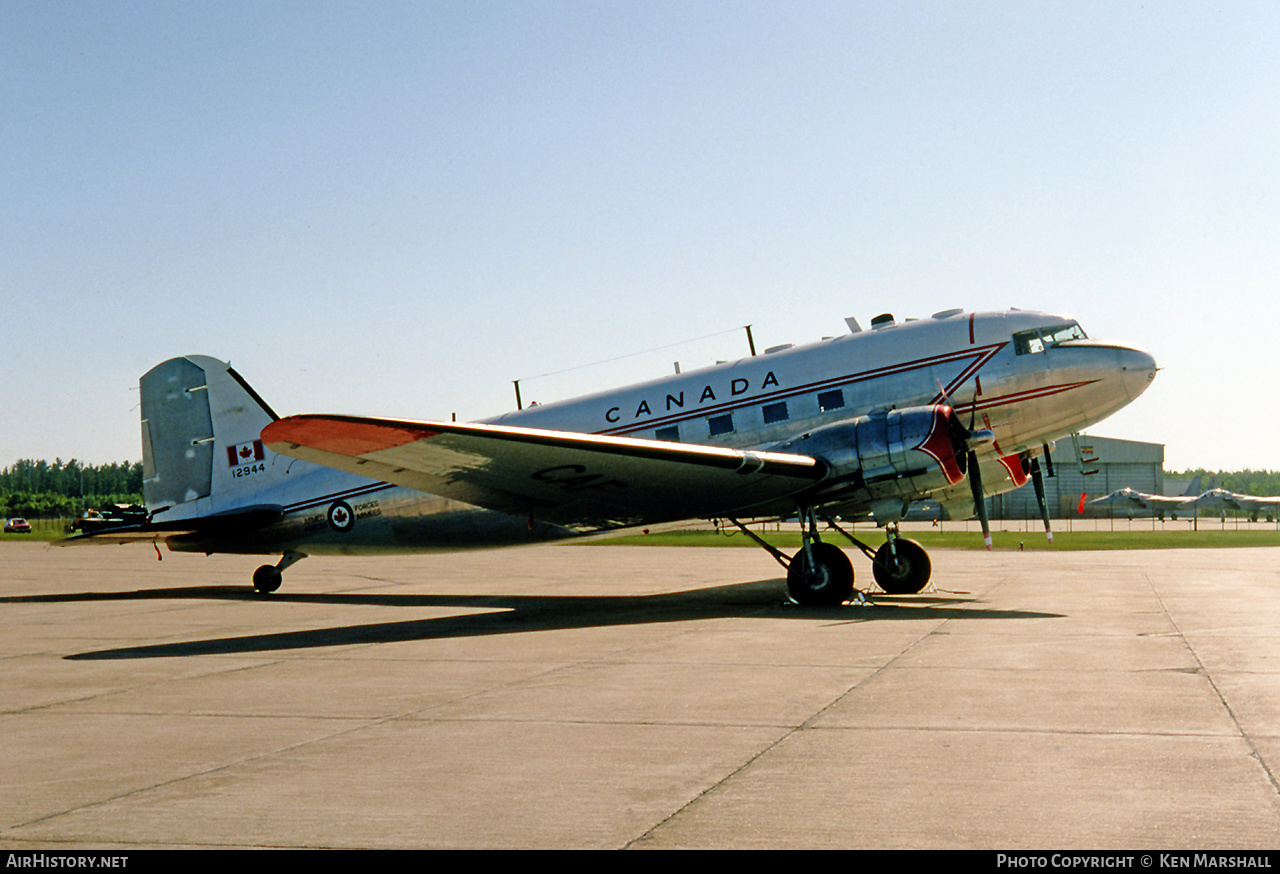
937,381 -> 995,551
1030,457 -> 1054,543
968,450 -> 992,550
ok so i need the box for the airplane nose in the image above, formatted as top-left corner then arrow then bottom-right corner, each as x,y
1116,345 -> 1157,401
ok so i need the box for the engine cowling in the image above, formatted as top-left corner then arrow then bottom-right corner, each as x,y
929,452 -> 1034,520
771,405 -> 967,521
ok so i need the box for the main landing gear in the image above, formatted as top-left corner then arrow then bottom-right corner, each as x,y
787,540 -> 854,606
252,550 -> 307,594
729,511 -> 933,606
870,533 -> 931,595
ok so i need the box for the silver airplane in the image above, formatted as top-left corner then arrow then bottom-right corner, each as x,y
65,308 -> 1156,605
1190,488 -> 1280,522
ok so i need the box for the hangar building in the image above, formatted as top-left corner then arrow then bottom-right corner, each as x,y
986,435 -> 1165,520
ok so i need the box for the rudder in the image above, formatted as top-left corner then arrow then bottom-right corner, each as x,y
140,356 -> 282,519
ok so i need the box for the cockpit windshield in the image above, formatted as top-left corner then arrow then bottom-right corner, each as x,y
1012,322 -> 1087,355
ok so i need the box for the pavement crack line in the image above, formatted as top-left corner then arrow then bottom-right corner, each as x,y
1141,571 -> 1280,798
5,705 -> 457,834
621,580 -> 999,848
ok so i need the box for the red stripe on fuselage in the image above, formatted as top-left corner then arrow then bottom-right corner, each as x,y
928,347 -> 1002,405
967,379 -> 1100,413
602,343 -> 1007,437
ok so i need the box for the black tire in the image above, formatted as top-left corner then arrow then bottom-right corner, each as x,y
786,542 -> 854,606
872,538 -> 931,594
253,565 -> 282,594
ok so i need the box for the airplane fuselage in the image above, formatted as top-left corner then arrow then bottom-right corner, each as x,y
491,309 -> 1152,458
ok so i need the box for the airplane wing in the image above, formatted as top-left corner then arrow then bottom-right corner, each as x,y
1089,489 -> 1187,510
1197,491 -> 1280,514
1187,489 -> 1235,512
1088,490 -> 1148,509
262,415 -> 827,532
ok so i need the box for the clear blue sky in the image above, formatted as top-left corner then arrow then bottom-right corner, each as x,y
4,2 -> 1278,472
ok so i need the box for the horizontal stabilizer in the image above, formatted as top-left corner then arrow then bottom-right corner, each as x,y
56,506 -> 283,546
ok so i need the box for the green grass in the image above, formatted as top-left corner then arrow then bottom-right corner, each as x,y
591,528 -> 1280,551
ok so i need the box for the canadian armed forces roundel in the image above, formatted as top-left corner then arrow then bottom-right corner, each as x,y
327,501 -> 355,532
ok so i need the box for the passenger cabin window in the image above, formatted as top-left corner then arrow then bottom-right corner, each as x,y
1012,322 -> 1087,355
762,401 -> 789,424
817,389 -> 845,412
655,425 -> 680,442
708,413 -> 735,437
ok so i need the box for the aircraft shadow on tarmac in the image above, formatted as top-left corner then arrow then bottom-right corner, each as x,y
0,580 -> 1063,661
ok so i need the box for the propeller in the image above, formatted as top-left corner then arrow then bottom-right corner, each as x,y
1029,456 -> 1054,544
942,385 -> 1057,549
939,380 -> 994,550
967,444 -> 992,550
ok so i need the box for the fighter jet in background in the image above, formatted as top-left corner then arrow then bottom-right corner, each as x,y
1088,476 -> 1203,521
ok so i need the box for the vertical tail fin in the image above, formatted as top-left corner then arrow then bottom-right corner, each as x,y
141,356 -> 284,520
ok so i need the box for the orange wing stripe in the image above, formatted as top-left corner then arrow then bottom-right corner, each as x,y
262,417 -> 435,457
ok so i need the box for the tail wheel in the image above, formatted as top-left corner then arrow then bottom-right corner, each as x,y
253,565 -> 282,594
787,542 -> 854,606
872,538 -> 931,594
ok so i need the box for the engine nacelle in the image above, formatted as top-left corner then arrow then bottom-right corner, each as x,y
930,452 -> 1034,521
771,405 -> 967,521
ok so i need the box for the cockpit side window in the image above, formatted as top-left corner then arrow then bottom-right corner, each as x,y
1012,322 -> 1087,355
1013,331 -> 1044,355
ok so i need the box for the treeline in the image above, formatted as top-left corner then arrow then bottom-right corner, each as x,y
1167,468 -> 1280,497
0,459 -> 144,519
3,457 -> 1278,518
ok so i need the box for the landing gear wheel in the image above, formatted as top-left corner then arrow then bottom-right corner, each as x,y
872,538 -> 931,594
787,542 -> 854,606
253,565 -> 282,594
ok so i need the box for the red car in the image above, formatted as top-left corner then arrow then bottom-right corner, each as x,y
4,517 -> 32,533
